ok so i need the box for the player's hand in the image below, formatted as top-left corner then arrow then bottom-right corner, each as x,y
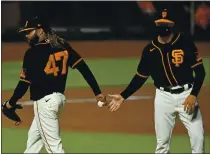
96,93 -> 107,106
108,94 -> 124,112
2,101 -> 23,126
183,95 -> 197,114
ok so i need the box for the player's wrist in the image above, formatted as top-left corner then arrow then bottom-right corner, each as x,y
2,101 -> 13,109
96,93 -> 106,102
6,101 -> 13,109
119,93 -> 126,101
120,91 -> 128,100
190,91 -> 198,98
190,94 -> 197,98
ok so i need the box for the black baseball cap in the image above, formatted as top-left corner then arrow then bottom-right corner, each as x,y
19,16 -> 50,33
154,9 -> 175,25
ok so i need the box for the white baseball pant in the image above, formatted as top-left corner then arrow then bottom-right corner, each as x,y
24,92 -> 66,154
154,86 -> 204,154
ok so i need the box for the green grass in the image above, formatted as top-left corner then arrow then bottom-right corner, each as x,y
2,127 -> 210,153
2,57 -> 210,91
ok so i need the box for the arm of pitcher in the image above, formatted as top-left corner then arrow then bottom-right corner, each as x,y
8,50 -> 32,107
66,44 -> 102,96
9,81 -> 30,107
75,60 -> 102,96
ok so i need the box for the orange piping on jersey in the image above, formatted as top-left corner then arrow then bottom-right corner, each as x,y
19,28 -> 35,32
167,53 -> 178,85
152,41 -> 173,86
191,62 -> 203,68
36,102 -> 53,154
20,79 -> 31,84
20,70 -> 26,79
136,72 -> 149,78
72,58 -> 83,68
171,33 -> 180,45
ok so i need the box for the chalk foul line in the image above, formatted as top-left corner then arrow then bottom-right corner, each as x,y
19,95 -> 153,106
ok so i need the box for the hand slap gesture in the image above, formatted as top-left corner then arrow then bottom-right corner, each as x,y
108,94 -> 124,112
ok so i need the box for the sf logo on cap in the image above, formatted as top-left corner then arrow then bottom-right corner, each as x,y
162,10 -> 167,18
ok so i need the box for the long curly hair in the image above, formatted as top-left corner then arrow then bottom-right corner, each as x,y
46,29 -> 67,49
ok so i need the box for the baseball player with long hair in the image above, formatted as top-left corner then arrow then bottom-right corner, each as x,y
2,17 -> 106,153
108,9 -> 206,153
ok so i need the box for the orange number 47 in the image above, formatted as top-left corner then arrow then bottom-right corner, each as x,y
44,50 -> 68,76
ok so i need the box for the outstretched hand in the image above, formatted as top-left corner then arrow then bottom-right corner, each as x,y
108,94 -> 124,112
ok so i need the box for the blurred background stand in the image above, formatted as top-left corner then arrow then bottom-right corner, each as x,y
1,1 -> 210,41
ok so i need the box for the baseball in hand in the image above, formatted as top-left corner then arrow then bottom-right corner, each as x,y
97,101 -> 105,107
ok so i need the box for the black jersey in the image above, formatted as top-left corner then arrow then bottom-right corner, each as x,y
137,33 -> 203,87
20,41 -> 82,100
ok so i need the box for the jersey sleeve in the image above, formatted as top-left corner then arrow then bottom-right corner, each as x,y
65,43 -> 83,69
187,36 -> 203,69
20,50 -> 32,84
136,46 -> 151,78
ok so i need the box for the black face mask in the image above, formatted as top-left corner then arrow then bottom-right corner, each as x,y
156,25 -> 173,37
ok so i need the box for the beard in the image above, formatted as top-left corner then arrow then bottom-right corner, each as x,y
27,31 -> 39,47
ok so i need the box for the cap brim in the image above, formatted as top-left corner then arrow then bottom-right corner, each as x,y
155,19 -> 174,24
19,28 -> 36,33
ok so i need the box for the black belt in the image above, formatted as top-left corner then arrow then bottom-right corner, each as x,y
157,83 -> 193,94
